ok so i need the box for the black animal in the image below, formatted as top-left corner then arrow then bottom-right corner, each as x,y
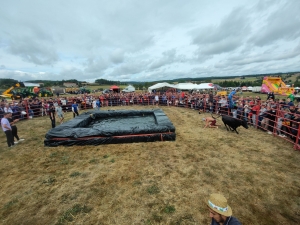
221,114 -> 248,134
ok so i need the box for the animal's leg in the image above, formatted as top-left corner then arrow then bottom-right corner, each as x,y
224,123 -> 229,131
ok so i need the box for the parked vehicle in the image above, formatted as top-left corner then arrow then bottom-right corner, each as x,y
102,89 -> 110,94
252,86 -> 262,93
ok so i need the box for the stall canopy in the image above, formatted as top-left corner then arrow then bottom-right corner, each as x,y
148,82 -> 216,92
122,85 -> 135,92
195,83 -> 214,89
24,82 -> 40,87
148,82 -> 176,93
175,83 -> 198,90
110,85 -> 120,92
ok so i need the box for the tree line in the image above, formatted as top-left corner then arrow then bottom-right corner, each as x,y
1,72 -> 299,90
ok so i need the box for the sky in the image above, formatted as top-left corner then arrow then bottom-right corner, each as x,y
0,0 -> 299,82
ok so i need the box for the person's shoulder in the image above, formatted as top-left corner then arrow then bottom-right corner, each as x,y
228,216 -> 242,225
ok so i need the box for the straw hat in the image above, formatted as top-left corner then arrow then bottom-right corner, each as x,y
206,193 -> 232,217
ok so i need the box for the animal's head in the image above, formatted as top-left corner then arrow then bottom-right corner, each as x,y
241,120 -> 248,129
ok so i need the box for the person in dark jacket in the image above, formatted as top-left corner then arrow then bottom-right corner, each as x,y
49,105 -> 56,128
267,92 -> 275,100
207,193 -> 242,225
266,106 -> 276,134
7,112 -> 25,143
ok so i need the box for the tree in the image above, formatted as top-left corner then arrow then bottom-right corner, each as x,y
0,79 -> 18,89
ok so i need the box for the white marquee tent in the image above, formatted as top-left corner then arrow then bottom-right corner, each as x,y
122,85 -> 135,92
148,82 -> 217,92
195,83 -> 214,89
175,83 -> 198,90
148,82 -> 176,92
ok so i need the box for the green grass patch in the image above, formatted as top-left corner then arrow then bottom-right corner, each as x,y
147,185 -> 160,195
61,155 -> 70,165
133,180 -> 142,186
89,158 -> 99,164
55,204 -> 92,225
42,176 -> 56,185
70,172 -> 81,178
49,152 -> 58,158
163,205 -> 176,214
152,213 -> 163,222
3,198 -> 19,210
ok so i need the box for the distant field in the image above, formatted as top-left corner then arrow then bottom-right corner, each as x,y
212,77 -> 258,83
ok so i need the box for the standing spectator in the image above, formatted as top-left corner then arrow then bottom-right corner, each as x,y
251,102 -> 260,127
267,92 -> 275,100
55,104 -> 64,124
42,100 -> 48,116
218,96 -> 227,114
92,99 -> 97,109
96,99 -> 101,110
228,89 -> 236,109
7,112 -> 25,143
72,101 -> 79,118
209,91 -> 214,103
236,103 -> 244,119
11,102 -> 21,120
258,104 -> 267,127
243,104 -> 250,122
61,98 -> 67,112
49,105 -> 56,128
1,112 -> 16,147
4,103 -> 13,113
266,106 -> 276,134
286,98 -> 294,108
155,94 -> 159,106
0,104 -> 4,119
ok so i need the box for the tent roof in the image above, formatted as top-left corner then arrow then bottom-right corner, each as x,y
110,85 -> 120,89
195,83 -> 214,89
175,83 -> 198,90
24,82 -> 40,87
148,82 -> 176,92
122,85 -> 135,92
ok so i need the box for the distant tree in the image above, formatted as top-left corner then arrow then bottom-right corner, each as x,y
0,79 -> 18,88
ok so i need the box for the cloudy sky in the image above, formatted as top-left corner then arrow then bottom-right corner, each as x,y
0,0 -> 299,82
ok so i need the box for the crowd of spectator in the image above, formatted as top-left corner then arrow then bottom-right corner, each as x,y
1,90 -> 300,147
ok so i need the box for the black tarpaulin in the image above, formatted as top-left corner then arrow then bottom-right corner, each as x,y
44,109 -> 176,147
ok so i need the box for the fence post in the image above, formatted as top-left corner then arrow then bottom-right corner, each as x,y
24,100 -> 29,119
273,104 -> 280,135
294,122 -> 300,151
255,108 -> 259,128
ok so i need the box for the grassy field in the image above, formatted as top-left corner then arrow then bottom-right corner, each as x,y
0,106 -> 299,225
211,77 -> 258,83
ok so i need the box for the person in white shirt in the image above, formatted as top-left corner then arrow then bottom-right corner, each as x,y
1,112 -> 15,147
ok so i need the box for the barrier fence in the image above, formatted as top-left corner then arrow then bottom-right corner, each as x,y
2,94 -> 300,151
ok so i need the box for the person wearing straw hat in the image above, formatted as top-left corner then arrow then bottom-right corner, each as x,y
207,193 -> 242,225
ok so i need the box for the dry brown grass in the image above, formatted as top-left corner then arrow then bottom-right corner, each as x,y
0,106 -> 299,225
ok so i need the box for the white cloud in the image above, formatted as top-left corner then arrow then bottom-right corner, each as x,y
0,0 -> 299,82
